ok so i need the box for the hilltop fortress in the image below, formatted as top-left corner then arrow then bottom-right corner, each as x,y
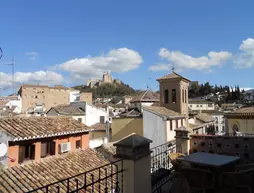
86,72 -> 121,88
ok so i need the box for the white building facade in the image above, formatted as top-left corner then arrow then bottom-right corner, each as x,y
188,100 -> 215,111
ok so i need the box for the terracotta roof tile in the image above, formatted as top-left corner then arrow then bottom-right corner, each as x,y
0,149 -> 116,192
195,113 -> 214,123
143,106 -> 184,118
90,123 -> 107,131
156,72 -> 190,82
130,90 -> 159,103
48,105 -> 85,115
0,117 -> 91,141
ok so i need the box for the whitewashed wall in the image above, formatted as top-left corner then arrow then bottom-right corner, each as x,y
143,110 -> 166,148
85,104 -> 109,126
89,137 -> 108,149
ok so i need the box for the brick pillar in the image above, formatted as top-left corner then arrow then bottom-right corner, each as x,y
113,133 -> 153,193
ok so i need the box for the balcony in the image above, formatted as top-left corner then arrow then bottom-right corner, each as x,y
7,133 -> 254,193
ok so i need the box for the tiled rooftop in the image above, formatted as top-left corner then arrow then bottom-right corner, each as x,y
227,106 -> 254,115
143,106 -> 184,118
48,105 -> 85,115
130,90 -> 159,103
0,149 -> 110,193
195,113 -> 214,123
90,123 -> 107,131
156,72 -> 190,82
0,117 -> 91,141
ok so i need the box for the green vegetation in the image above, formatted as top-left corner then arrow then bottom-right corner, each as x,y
189,82 -> 245,102
73,82 -> 138,98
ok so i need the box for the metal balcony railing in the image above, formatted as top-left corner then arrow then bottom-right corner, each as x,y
26,159 -> 124,193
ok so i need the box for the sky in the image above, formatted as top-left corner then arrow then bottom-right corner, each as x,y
1,0 -> 254,95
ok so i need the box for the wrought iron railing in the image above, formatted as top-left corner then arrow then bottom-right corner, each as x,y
26,159 -> 124,193
150,141 -> 176,192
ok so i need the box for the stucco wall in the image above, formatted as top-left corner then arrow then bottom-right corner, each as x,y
111,118 -> 143,142
143,110 -> 166,148
7,133 -> 89,167
0,131 -> 13,166
86,104 -> 108,126
227,118 -> 254,133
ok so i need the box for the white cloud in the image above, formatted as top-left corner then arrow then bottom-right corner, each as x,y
56,48 -> 143,81
0,71 -> 64,89
149,64 -> 170,71
26,52 -> 39,60
149,48 -> 232,72
234,38 -> 254,68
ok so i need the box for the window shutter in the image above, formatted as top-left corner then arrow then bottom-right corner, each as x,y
30,145 -> 35,160
41,142 -> 47,158
50,141 -> 56,155
18,146 -> 25,163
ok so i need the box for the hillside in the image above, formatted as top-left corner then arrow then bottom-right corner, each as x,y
73,82 -> 139,98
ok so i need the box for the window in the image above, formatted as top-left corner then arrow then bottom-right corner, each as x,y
197,105 -> 199,107
78,118 -> 82,123
76,140 -> 81,149
208,104 -> 213,107
18,144 -> 35,163
182,89 -> 184,103
170,120 -> 173,131
100,116 -> 105,123
196,131 -> 199,134
35,95 -> 38,99
184,90 -> 187,103
172,89 -> 176,103
200,105 -> 203,107
233,124 -> 239,132
190,105 -> 192,107
164,89 -> 169,104
216,126 -> 218,132
41,141 -> 55,158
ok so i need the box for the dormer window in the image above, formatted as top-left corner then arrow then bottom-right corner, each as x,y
164,89 -> 169,104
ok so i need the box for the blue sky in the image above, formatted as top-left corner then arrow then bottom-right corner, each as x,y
1,0 -> 254,95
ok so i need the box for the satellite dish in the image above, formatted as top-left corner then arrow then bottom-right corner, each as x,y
0,143 -> 7,157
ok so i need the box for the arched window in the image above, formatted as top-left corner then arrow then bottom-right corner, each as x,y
164,89 -> 169,104
232,124 -> 239,132
172,89 -> 176,103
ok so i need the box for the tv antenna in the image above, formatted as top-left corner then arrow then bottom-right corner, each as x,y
0,47 -> 3,59
3,57 -> 15,94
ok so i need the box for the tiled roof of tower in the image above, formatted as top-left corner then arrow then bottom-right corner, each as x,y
0,149 -> 112,193
143,106 -> 185,118
47,105 -> 85,115
156,72 -> 190,82
130,90 -> 159,103
0,117 -> 91,141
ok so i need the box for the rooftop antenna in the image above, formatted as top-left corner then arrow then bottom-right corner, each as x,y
4,57 -> 15,94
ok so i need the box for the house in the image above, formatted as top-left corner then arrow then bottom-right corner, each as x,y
188,99 -> 215,111
130,90 -> 159,112
188,113 -> 215,135
190,110 -> 225,135
143,72 -> 190,148
0,95 -> 22,113
70,101 -> 109,126
18,84 -> 92,113
88,123 -> 109,148
225,106 -> 254,134
0,117 -> 92,167
46,104 -> 86,124
123,95 -> 133,104
143,106 -> 185,148
0,148 -> 114,192
110,117 -> 143,142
